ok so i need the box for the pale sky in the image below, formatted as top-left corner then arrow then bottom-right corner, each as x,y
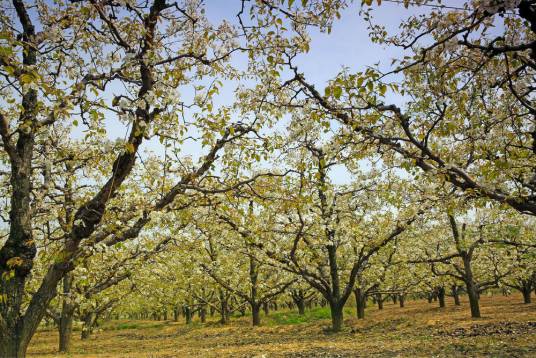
78,1 -> 500,184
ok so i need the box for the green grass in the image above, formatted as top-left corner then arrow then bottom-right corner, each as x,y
266,306 -> 354,325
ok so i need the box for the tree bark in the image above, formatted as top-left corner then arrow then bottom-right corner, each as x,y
466,282 -> 481,318
59,273 -> 75,353
184,306 -> 192,324
291,291 -> 306,315
199,306 -> 206,323
398,294 -> 405,308
521,284 -> 532,303
219,290 -> 229,324
81,312 -> 96,340
452,285 -> 461,306
354,288 -> 365,319
437,287 -> 446,308
462,256 -> 481,318
0,0 -> 39,351
330,302 -> 344,332
251,303 -> 261,326
297,299 -> 305,315
249,254 -> 260,326
376,293 -> 383,310
173,306 -> 179,321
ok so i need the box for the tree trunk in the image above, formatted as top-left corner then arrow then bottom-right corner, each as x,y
466,282 -> 481,318
262,302 -> 269,316
249,254 -> 260,326
218,289 -> 229,324
398,294 -> 405,308
376,293 -> 383,310
521,280 -> 532,304
354,288 -> 365,319
437,287 -> 446,308
522,288 -> 532,304
81,312 -> 96,340
59,273 -> 75,353
184,306 -> 192,324
297,299 -> 305,315
462,256 -> 481,318
0,330 -> 26,358
0,20 -> 38,355
452,285 -> 461,306
392,295 -> 397,304
199,306 -> 207,323
251,303 -> 261,326
427,293 -> 433,303
329,302 -> 344,332
219,293 -> 229,324
291,291 -> 306,315
173,306 -> 179,321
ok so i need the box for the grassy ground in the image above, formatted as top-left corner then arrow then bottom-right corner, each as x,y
28,294 -> 536,357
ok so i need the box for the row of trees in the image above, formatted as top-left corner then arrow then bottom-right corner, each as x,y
1,0 -> 535,356
112,159 -> 535,331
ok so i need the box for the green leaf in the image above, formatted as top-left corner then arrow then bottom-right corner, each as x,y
19,73 -> 34,84
379,84 -> 387,96
333,86 -> 342,99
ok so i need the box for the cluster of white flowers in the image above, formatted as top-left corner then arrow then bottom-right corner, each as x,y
118,98 -> 130,111
443,38 -> 459,52
95,243 -> 108,253
123,52 -> 137,64
46,25 -> 63,43
118,112 -> 135,122
144,90 -> 156,105
73,218 -> 85,228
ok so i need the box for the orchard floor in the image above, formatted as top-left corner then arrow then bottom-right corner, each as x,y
28,294 -> 536,357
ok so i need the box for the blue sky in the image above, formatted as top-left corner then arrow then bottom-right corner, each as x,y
75,1 -> 491,184
202,0 -> 413,184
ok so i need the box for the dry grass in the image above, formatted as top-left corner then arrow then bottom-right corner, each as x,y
27,294 -> 536,357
